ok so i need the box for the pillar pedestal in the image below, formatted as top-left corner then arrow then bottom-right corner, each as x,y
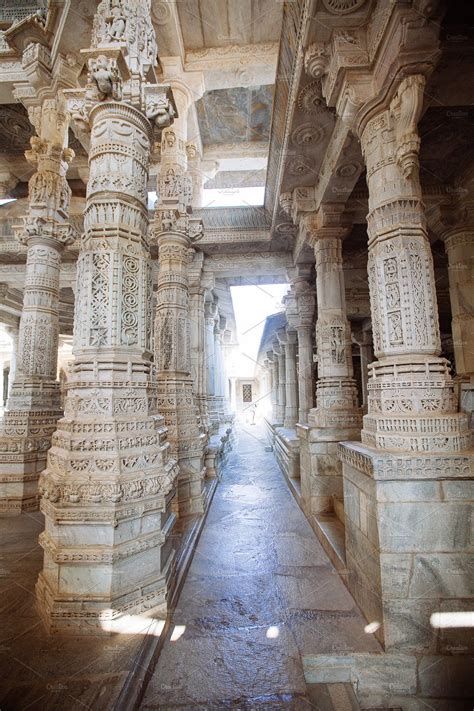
340,75 -> 472,654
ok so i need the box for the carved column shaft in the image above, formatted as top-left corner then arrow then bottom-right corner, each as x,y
189,283 -> 209,430
296,324 -> 313,424
204,301 -> 217,401
268,353 -> 278,420
153,91 -> 206,518
305,223 -> 361,431
275,346 -> 286,423
37,93 -> 178,629
359,75 -> 470,450
281,330 -> 298,428
445,231 -> 474,426
0,98 -> 74,514
444,232 -> 474,378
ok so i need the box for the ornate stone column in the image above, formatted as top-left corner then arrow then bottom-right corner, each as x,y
0,97 -> 74,514
355,75 -> 470,451
295,208 -> 362,516
273,342 -> 286,424
153,208 -> 206,520
267,350 -> 278,421
152,75 -> 207,520
214,314 -> 229,421
305,211 -> 361,436
278,328 -> 298,429
444,230 -> 474,424
339,74 -> 472,652
287,272 -> 315,425
204,298 -> 218,430
36,0 -> 179,631
189,252 -> 210,431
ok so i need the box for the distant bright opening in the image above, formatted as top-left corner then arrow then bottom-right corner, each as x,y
230,284 -> 289,379
202,186 -> 264,208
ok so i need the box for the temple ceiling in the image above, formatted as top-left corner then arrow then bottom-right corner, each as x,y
196,85 -> 274,145
175,0 -> 283,48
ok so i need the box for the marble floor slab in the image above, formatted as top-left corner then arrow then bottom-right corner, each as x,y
141,424 -> 380,709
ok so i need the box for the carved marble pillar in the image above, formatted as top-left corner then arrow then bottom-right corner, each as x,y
279,329 -> 298,429
0,98 -> 74,514
267,351 -> 278,421
36,0 -> 179,631
189,254 -> 210,432
212,317 -> 225,420
296,322 -> 314,425
358,327 -> 373,410
204,299 -> 219,430
339,75 -> 472,653
444,231 -> 474,426
355,76 -> 470,451
287,274 -> 315,425
296,210 -> 361,518
274,343 -> 286,424
152,78 -> 207,519
307,219 -> 361,434
214,314 -> 230,422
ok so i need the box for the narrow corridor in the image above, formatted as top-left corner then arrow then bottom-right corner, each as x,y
141,423 -> 380,709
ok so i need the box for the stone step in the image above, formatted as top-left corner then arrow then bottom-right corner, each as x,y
333,494 -> 345,525
313,512 -> 347,574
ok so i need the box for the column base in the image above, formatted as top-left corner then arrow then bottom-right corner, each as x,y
173,459 -> 206,522
157,377 -> 207,519
339,441 -> 474,653
363,356 -> 472,451
37,480 -> 178,634
0,402 -> 62,515
298,418 -> 362,518
36,506 -> 176,634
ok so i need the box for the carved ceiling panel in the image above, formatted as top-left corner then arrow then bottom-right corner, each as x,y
0,104 -> 86,160
175,0 -> 283,49
0,104 -> 31,155
197,85 -> 274,145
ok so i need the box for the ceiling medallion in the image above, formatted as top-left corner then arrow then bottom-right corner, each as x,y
336,162 -> 360,178
298,80 -> 326,115
288,156 -> 312,177
276,222 -> 296,236
322,0 -> 367,14
292,123 -> 325,147
151,2 -> 172,24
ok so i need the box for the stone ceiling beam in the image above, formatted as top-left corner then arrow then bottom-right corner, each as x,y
183,42 -> 278,91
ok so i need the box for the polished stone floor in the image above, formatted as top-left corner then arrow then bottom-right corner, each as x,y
141,422 -> 380,709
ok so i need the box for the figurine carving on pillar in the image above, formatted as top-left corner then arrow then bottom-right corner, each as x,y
87,55 -> 122,102
146,95 -> 175,132
390,74 -> 425,178
106,0 -> 126,41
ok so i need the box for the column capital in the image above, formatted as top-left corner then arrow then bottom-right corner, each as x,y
301,204 -> 351,248
277,328 -> 297,346
428,200 -> 474,247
